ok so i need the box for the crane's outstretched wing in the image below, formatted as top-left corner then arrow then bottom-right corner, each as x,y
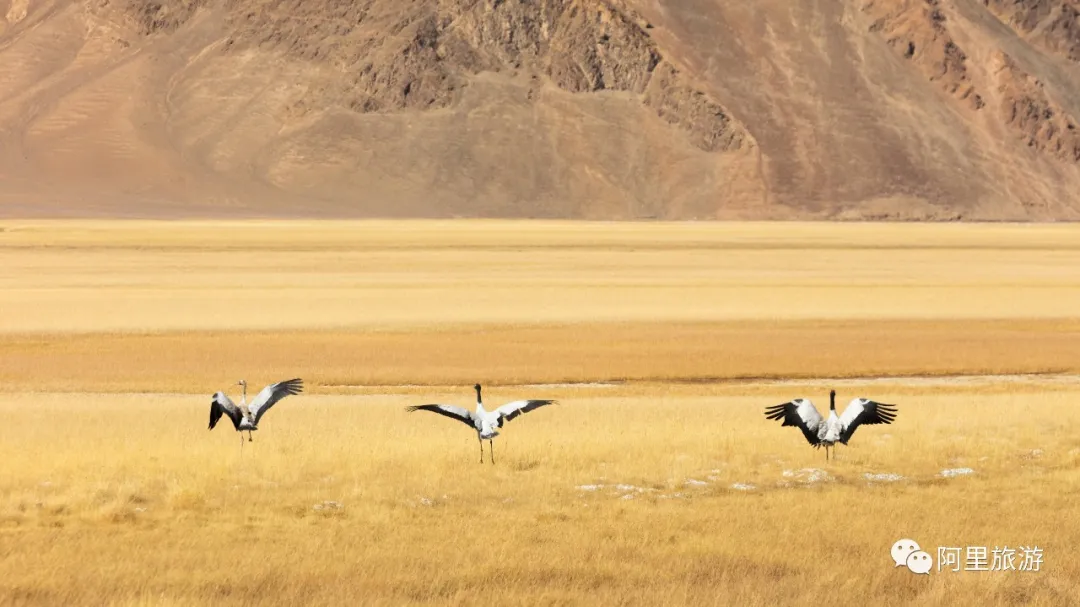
838,398 -> 897,444
210,392 -> 243,431
764,398 -> 824,446
494,399 -> 557,426
406,404 -> 476,427
248,378 -> 304,425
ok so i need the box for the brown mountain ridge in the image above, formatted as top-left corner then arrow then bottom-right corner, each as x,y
1,0 -> 1080,219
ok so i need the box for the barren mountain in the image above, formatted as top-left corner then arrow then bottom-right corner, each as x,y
2,0 -> 1080,219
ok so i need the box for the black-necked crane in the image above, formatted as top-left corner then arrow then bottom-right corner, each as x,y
764,389 -> 898,460
209,378 -> 304,445
406,383 -> 557,463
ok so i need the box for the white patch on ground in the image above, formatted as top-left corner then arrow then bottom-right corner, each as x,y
863,473 -> 905,483
313,500 -> 344,511
658,492 -> 687,499
940,468 -> 975,478
577,483 -> 652,499
412,495 -> 449,507
782,468 -> 831,484
730,483 -> 756,491
684,479 -> 708,487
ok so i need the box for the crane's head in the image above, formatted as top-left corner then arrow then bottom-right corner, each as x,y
237,380 -> 246,387
474,383 -> 481,393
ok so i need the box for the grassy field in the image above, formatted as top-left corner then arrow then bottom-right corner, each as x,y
1,220 -> 1079,606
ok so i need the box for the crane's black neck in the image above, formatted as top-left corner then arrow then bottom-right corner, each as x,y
829,390 -> 836,411
474,383 -> 482,403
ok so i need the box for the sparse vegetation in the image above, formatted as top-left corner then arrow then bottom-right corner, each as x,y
10,1 -> 1080,218
0,220 -> 1078,605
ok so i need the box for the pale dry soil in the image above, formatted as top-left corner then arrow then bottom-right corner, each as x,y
0,220 -> 1078,606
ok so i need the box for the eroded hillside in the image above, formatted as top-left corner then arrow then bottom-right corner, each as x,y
1,0 -> 1080,219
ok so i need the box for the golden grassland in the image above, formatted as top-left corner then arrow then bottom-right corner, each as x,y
2,385 -> 1079,606
1,220 -> 1080,606
2,219 -> 1080,334
3,320 -> 1080,393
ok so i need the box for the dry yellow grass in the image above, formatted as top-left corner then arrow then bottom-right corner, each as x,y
3,219 -> 1080,334
3,320 -> 1080,393
1,220 -> 1079,606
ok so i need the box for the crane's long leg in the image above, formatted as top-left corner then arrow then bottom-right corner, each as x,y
478,437 -> 483,464
489,439 -> 495,465
248,430 -> 253,442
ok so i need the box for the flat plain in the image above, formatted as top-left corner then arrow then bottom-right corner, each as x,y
1,220 -> 1080,606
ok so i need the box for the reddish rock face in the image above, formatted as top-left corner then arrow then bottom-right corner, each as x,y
2,0 -> 1080,220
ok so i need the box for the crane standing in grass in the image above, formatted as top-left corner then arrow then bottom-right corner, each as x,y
406,383 -> 557,464
764,389 -> 898,460
209,378 -> 304,445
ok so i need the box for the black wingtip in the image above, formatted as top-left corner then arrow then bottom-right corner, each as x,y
281,378 -> 304,395
878,403 -> 898,424
763,404 -> 786,421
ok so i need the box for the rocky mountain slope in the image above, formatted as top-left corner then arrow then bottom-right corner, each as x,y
1,0 -> 1079,219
